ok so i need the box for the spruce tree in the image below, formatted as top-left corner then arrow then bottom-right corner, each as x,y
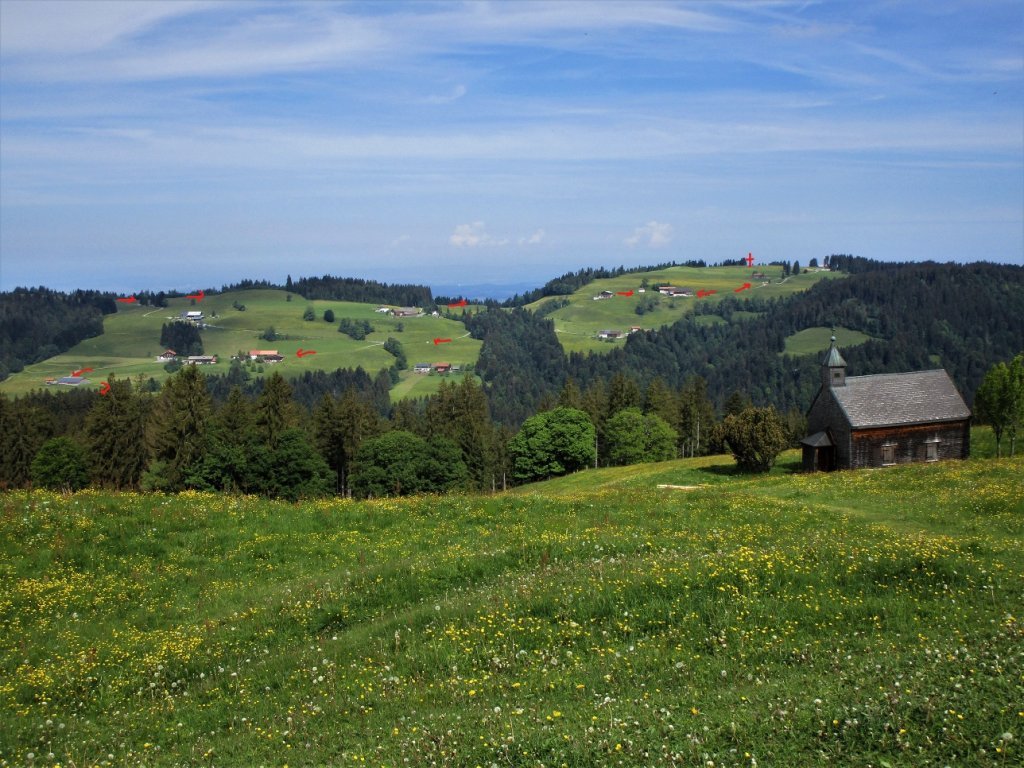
313,388 -> 380,496
255,372 -> 298,449
84,376 -> 149,489
144,364 -> 211,490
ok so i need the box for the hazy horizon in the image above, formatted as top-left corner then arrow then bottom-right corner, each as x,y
2,1 -> 1021,293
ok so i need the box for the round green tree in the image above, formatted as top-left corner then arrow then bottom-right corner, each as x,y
604,407 -> 678,466
722,406 -> 789,473
509,407 -> 596,483
31,437 -> 90,491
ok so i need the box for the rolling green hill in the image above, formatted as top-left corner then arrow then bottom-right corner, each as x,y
2,446 -> 1020,766
0,290 -> 481,399
526,265 -> 845,355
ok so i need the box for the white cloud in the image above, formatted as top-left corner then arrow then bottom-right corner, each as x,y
0,0 -> 211,55
520,228 -> 545,246
625,221 -> 674,248
449,221 -> 507,248
423,84 -> 468,105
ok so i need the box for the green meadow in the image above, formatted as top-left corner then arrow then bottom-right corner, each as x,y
528,266 -> 845,355
782,326 -> 874,357
0,290 -> 481,400
2,436 -> 1020,767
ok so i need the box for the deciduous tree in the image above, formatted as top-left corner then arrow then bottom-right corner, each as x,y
509,407 -> 596,483
604,407 -> 677,466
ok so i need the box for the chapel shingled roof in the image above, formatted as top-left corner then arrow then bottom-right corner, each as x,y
832,369 -> 971,429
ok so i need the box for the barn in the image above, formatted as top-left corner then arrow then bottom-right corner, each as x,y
801,338 -> 971,471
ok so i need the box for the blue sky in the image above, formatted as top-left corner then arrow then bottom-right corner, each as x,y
1,0 -> 1021,294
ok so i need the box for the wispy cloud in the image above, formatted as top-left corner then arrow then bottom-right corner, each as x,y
449,222 -> 507,248
625,221 -> 674,248
519,229 -> 546,246
423,84 -> 468,105
1,0 -> 1020,290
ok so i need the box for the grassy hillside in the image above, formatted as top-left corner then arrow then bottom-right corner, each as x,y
528,265 -> 845,355
782,325 -> 874,356
0,290 -> 481,399
3,449 -> 1021,766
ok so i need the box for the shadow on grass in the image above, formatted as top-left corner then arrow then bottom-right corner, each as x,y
695,456 -> 803,479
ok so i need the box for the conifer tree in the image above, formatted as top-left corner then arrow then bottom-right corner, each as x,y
0,396 -> 52,488
643,377 -> 678,429
678,376 -> 717,457
201,386 -> 257,492
557,378 -> 583,409
144,364 -> 211,490
607,372 -> 642,415
424,377 -> 498,490
255,372 -> 298,449
389,397 -> 425,435
84,376 -> 149,489
313,388 -> 380,496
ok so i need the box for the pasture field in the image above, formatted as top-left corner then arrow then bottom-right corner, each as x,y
2,446 -> 1021,767
782,326 -> 874,357
0,291 -> 481,399
528,266 -> 844,356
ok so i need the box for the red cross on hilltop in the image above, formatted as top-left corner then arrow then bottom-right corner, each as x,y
745,252 -> 754,267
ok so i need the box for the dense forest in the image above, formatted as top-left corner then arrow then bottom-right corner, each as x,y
283,274 -> 433,307
566,260 -> 1023,414
0,288 -> 116,381
2,258 -> 1021,499
215,275 -> 434,307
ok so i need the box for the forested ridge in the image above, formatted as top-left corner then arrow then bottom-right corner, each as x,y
566,260 -> 1023,414
0,288 -> 116,381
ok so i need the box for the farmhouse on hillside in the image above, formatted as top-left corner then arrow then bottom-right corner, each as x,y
249,349 -> 283,363
801,337 -> 970,471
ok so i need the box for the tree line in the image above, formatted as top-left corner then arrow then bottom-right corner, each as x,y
0,288 -> 115,381
2,357 -> 808,498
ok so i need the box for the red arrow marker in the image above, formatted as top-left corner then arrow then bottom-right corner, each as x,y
697,289 -> 717,298
117,296 -> 137,304
433,338 -> 452,345
616,290 -> 634,297
99,381 -> 111,396
296,348 -> 317,358
745,252 -> 754,267
71,367 -> 94,377
186,290 -> 205,302
734,282 -> 752,293
447,299 -> 467,308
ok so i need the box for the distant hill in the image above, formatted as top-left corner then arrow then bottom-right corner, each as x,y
524,263 -> 842,356
0,288 -> 480,400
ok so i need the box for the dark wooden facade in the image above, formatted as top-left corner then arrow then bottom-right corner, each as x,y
849,420 -> 970,468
